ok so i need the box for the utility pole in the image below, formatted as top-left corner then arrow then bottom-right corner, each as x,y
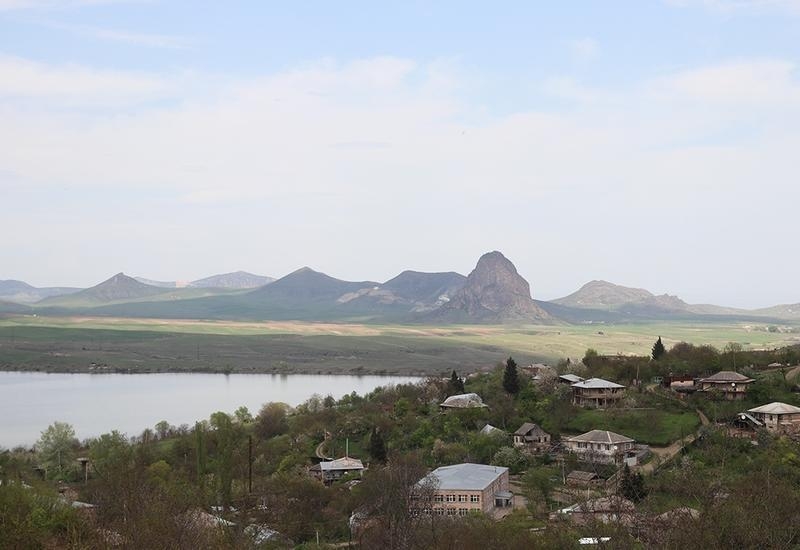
248,435 -> 253,494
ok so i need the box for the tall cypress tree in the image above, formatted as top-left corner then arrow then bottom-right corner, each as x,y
652,336 -> 666,360
369,427 -> 387,463
503,357 -> 520,395
449,370 -> 465,394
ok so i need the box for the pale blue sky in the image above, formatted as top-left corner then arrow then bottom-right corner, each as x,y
1,0 -> 799,308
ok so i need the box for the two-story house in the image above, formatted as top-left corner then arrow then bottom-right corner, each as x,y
571,378 -> 625,408
698,371 -> 754,400
563,430 -> 635,465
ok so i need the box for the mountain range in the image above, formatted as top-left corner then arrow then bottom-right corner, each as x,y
2,252 -> 799,324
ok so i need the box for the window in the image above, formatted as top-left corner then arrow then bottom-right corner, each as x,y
446,495 -> 456,503
434,508 -> 445,516
458,495 -> 467,503
434,495 -> 443,502
446,508 -> 456,516
470,495 -> 480,503
459,508 -> 468,516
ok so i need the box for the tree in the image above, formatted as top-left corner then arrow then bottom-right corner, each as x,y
652,336 -> 666,360
254,402 -> 289,440
154,420 -> 171,440
448,370 -> 465,394
369,427 -> 388,463
36,421 -> 77,479
619,463 -> 646,502
502,357 -> 520,395
233,406 -> 253,424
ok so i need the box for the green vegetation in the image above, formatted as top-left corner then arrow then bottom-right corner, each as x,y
565,408 -> 700,446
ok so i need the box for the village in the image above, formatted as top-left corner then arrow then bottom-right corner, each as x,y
4,339 -> 800,548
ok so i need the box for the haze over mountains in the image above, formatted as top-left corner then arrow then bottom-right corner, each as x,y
2,252 -> 799,323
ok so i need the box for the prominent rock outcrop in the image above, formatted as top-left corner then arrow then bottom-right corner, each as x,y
430,251 -> 551,323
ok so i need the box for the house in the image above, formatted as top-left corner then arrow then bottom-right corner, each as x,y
661,374 -> 697,392
415,463 -> 511,517
746,402 -> 800,433
571,378 -> 625,408
439,393 -> 488,411
512,422 -> 551,451
559,374 -> 585,385
309,456 -> 365,484
523,364 -> 557,382
566,470 -> 601,487
698,371 -> 755,400
563,430 -> 635,465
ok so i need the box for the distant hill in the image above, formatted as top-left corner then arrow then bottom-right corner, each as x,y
752,303 -> 800,320
0,299 -> 32,314
190,271 -> 275,289
134,277 -> 179,288
337,271 -> 466,314
553,280 -> 656,309
37,273 -> 170,307
552,280 -> 749,319
429,251 -> 551,323
0,279 -> 81,304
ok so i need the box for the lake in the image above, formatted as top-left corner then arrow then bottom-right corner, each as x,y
0,371 -> 419,448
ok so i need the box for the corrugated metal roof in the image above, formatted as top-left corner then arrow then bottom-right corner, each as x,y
572,378 -> 625,389
748,402 -> 800,415
440,393 -> 487,408
316,457 -> 364,471
560,374 -> 584,383
700,371 -> 754,383
421,463 -> 508,491
566,430 -> 634,444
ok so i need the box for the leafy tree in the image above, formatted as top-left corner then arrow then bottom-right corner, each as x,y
582,348 -> 599,367
369,427 -> 388,463
448,370 -> 465,394
154,420 -> 171,440
233,406 -> 253,424
254,402 -> 289,440
652,336 -> 666,360
502,357 -> 520,395
36,421 -> 77,479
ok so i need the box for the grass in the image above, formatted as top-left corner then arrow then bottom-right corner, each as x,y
0,315 -> 798,376
565,408 -> 701,446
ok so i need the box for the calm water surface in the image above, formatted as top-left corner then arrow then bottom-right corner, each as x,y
0,371 -> 418,448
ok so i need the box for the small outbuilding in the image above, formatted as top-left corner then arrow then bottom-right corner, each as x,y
698,371 -> 755,400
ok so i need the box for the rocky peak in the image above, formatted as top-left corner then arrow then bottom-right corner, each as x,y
432,251 -> 551,323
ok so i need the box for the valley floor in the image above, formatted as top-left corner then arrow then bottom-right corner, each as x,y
0,316 -> 797,375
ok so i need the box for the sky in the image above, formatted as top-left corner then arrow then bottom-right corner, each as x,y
1,0 -> 800,308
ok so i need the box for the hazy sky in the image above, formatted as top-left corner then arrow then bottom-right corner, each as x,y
1,1 -> 799,308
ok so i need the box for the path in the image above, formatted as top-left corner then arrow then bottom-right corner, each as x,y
637,408 -> 708,474
315,440 -> 332,461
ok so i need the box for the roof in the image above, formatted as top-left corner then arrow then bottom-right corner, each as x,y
480,424 -> 504,435
561,496 -> 635,514
440,393 -> 488,408
737,412 -> 763,426
421,463 -> 508,491
572,378 -> 625,389
567,470 -> 600,482
560,374 -> 584,383
313,456 -> 364,472
748,402 -> 800,415
700,371 -> 755,383
514,422 -> 548,437
566,430 -> 634,445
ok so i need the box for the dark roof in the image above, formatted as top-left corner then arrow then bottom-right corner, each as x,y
514,422 -> 548,437
700,371 -> 755,383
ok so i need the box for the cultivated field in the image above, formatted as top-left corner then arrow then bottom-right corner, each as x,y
0,316 -> 797,376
